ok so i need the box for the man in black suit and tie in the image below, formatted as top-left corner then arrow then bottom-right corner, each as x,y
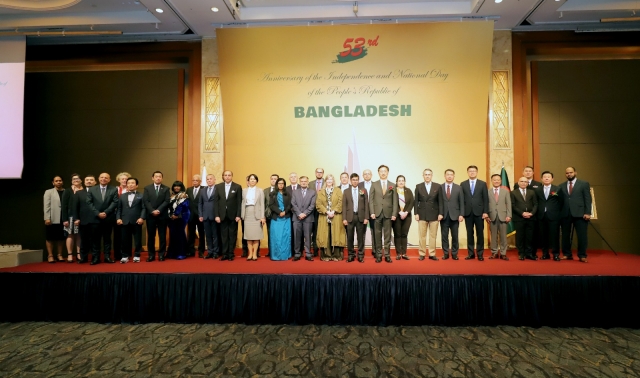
414,168 -> 442,261
514,166 -> 542,251
291,176 -> 317,261
86,172 -> 119,265
342,173 -> 370,263
358,169 -> 375,257
438,169 -> 464,260
142,171 -> 170,262
460,165 -> 489,261
116,177 -> 146,263
263,174 -> 279,257
559,166 -> 591,263
311,168 -> 324,257
199,174 -> 219,259
186,174 -> 206,258
73,175 -> 96,263
369,165 -> 398,263
214,170 -> 242,261
512,176 -> 539,260
286,172 -> 301,257
536,171 -> 563,261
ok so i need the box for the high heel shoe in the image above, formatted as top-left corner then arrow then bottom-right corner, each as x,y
67,255 -> 74,263
57,254 -> 65,262
47,255 -> 56,263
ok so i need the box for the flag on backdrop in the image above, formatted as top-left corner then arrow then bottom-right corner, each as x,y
501,166 -> 516,236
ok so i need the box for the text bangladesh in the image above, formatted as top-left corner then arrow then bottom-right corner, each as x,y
294,105 -> 411,118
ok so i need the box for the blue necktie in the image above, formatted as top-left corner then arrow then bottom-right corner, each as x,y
471,181 -> 475,195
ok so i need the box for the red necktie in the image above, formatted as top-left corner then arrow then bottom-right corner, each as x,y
569,181 -> 573,195
118,187 -> 122,197
446,185 -> 451,200
494,188 -> 499,202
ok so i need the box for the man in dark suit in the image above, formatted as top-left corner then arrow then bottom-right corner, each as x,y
214,170 -> 242,261
342,173 -> 370,263
514,166 -> 542,251
199,174 -> 219,259
511,176 -> 539,260
73,175 -> 96,263
414,168 -> 442,261
358,169 -> 375,257
86,172 -> 119,265
286,172 -> 301,257
460,165 -> 489,261
263,174 -> 279,257
559,166 -> 591,262
186,174 -> 205,258
291,176 -> 316,261
438,169 -> 464,260
536,171 -> 563,261
113,171 -> 131,261
369,165 -> 398,263
142,171 -> 170,262
116,177 -> 146,263
311,168 -> 324,257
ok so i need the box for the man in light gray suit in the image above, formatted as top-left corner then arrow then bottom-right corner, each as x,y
291,176 -> 317,261
199,174 -> 219,259
369,165 -> 398,263
487,174 -> 512,260
438,169 -> 464,260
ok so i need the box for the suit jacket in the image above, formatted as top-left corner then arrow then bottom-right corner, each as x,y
439,183 -> 465,220
241,187 -> 265,221
116,191 -> 147,225
488,186 -> 512,222
87,185 -> 119,223
514,179 -> 542,191
460,179 -> 489,217
559,179 -> 591,218
285,184 -> 301,197
311,178 -> 324,193
291,188 -> 316,223
342,186 -> 370,223
414,182 -> 441,221
186,186 -> 205,221
395,188 -> 414,215
535,185 -> 563,221
72,188 -> 97,225
213,181 -> 243,221
269,190 -> 292,220
198,185 -> 217,221
43,188 -> 64,223
143,184 -> 171,220
369,180 -> 398,219
511,188 -> 538,221
263,186 -> 275,218
61,188 -> 76,221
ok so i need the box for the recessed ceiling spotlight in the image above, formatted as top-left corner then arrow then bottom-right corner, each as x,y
155,8 -> 164,13
211,7 -> 219,12
495,0 -> 502,3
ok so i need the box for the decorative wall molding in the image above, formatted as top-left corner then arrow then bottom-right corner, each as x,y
204,77 -> 221,153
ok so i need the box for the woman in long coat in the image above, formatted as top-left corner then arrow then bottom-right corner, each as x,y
315,174 -> 346,261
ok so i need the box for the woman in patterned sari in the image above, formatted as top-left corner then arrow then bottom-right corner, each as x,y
268,178 -> 292,260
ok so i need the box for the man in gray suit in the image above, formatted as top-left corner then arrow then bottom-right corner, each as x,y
291,176 -> 316,261
487,174 -> 512,260
87,172 -> 119,264
369,165 -> 398,263
438,169 -> 464,260
199,174 -> 219,259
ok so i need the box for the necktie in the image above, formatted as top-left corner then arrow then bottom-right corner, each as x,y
101,187 -> 105,200
353,188 -> 358,213
471,181 -> 475,195
446,185 -> 451,200
316,181 -> 321,191
194,187 -> 199,197
544,187 -> 549,199
382,181 -> 386,195
208,187 -> 212,199
569,181 -> 573,195
155,186 -> 159,195
302,189 -> 306,198
521,189 -> 526,199
494,188 -> 499,202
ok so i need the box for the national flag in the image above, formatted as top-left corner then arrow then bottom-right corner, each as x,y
501,166 -> 516,236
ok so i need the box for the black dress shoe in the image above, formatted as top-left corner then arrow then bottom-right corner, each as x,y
525,255 -> 538,261
158,256 -> 165,261
104,257 -> 115,264
220,256 -> 229,261
90,259 -> 100,265
553,255 -> 561,261
465,256 -> 475,260
429,256 -> 439,261
442,255 -> 449,260
518,256 -> 525,261
418,256 -> 425,261
375,257 -> 382,263
500,255 -> 510,261
541,254 -> 550,260
77,258 -> 87,264
478,257 -> 484,261
347,256 -> 354,262
203,254 -> 211,259
293,256 -> 300,261
305,256 -> 314,261
146,257 -> 155,262
561,255 -> 574,260
385,256 -> 392,263
198,252 -> 204,258
358,258 -> 364,263
401,255 -> 410,260
452,256 -> 459,260
396,255 -> 401,260
228,256 -> 235,261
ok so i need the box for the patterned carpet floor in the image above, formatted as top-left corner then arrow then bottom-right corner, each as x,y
0,322 -> 638,377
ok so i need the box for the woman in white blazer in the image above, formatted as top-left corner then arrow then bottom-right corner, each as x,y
241,174 -> 266,261
43,175 -> 66,263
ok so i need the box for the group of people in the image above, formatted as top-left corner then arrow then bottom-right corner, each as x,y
43,164 -> 592,264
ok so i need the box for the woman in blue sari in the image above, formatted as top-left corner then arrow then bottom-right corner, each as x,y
167,181 -> 190,260
268,178 -> 292,260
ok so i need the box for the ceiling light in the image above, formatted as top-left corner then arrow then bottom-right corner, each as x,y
212,7 -> 219,12
155,8 -> 163,13
495,0 -> 502,3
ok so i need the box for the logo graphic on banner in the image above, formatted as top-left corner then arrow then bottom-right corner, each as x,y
332,35 -> 379,64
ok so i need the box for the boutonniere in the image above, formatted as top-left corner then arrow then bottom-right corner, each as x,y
359,190 -> 365,196
388,186 -> 394,192
231,190 -> 236,193
550,191 -> 558,197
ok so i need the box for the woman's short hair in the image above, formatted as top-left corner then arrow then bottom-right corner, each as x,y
247,173 -> 259,183
171,181 -> 185,192
322,174 -> 335,189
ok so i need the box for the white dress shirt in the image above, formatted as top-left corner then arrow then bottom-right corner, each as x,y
246,186 -> 256,205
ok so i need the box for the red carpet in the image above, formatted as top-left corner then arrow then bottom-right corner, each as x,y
2,249 -> 638,276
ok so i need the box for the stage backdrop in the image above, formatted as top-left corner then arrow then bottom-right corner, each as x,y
217,22 -> 493,246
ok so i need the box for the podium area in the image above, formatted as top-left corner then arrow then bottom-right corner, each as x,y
1,248 -> 638,328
